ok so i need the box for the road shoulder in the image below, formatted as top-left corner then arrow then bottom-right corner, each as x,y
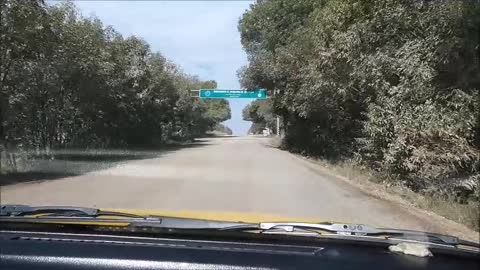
262,138 -> 479,242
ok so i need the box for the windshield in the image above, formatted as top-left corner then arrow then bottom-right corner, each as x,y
0,0 -> 478,247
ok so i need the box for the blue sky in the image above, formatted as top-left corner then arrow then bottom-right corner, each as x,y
69,0 -> 255,135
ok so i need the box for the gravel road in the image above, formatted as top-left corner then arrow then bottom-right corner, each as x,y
1,136 -> 476,239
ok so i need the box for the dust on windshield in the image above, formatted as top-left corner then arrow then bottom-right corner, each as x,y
0,0 -> 478,242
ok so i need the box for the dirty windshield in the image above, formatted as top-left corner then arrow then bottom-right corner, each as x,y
0,0 -> 479,243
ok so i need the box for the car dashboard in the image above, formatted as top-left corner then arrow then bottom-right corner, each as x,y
0,229 -> 478,270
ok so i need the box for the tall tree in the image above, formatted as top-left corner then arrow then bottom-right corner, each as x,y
0,0 -> 231,171
238,0 -> 480,193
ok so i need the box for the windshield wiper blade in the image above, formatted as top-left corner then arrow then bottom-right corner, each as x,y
130,216 -> 256,230
0,205 -> 248,228
222,222 -> 479,248
0,204 -> 152,219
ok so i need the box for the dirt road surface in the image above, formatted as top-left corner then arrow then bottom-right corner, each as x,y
1,136 -> 477,240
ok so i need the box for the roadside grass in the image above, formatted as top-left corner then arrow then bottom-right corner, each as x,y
267,138 -> 480,232
309,158 -> 480,232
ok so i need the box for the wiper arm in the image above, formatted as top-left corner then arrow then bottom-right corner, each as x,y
0,204 -> 250,229
223,222 -> 479,248
0,204 -> 152,219
2,206 -> 476,249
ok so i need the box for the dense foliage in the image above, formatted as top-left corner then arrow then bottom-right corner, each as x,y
213,123 -> 233,136
0,0 -> 230,170
242,99 -> 276,134
239,0 -> 479,198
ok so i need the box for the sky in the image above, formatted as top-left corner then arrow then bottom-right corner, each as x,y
68,0 -> 255,135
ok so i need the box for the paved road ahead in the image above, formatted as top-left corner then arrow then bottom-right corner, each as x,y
0,136 -> 474,238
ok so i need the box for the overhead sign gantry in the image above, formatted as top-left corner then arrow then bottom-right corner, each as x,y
193,89 -> 267,99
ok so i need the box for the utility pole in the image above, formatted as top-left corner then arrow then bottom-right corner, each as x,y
276,115 -> 280,136
274,88 -> 280,137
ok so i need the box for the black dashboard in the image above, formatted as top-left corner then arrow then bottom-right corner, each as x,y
1,229 -> 478,270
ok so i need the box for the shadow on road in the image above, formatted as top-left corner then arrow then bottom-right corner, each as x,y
201,134 -> 238,139
0,142 -> 210,187
0,172 -> 79,186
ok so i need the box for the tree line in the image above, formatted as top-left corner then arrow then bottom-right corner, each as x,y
242,99 -> 276,134
239,0 -> 479,200
0,0 -> 230,171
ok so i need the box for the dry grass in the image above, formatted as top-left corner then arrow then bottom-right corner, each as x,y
309,159 -> 480,232
392,186 -> 479,232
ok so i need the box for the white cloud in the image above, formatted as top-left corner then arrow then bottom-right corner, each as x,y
74,1 -> 252,89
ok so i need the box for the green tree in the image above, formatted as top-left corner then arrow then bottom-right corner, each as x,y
238,0 -> 480,196
242,99 -> 276,133
0,0 -> 231,171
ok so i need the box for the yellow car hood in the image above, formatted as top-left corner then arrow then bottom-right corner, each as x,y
101,208 -> 331,224
6,208 -> 341,226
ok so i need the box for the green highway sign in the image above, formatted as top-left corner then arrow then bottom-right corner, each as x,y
199,89 -> 267,99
